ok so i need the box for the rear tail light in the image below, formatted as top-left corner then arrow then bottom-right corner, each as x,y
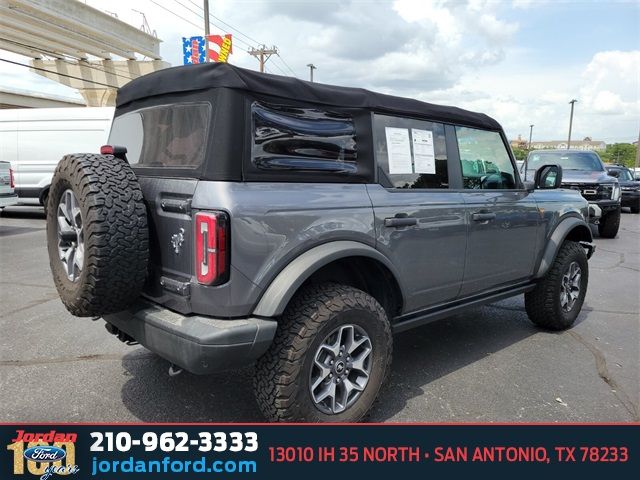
100,145 -> 128,161
100,145 -> 114,155
9,168 -> 14,189
195,211 -> 229,285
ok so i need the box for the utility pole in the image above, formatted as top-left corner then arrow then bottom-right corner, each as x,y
203,0 -> 210,62
248,45 -> 278,72
528,124 -> 534,150
567,99 -> 577,149
307,63 -> 316,82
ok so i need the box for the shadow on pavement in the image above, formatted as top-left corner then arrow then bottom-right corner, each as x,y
119,298 -> 546,422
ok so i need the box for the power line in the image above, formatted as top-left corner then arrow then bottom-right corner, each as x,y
185,0 -> 262,46
273,55 -> 297,77
168,0 -> 298,77
171,0 -> 255,50
149,0 -> 203,31
0,57 -> 119,88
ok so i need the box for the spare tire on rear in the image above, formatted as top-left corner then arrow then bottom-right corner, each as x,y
46,153 -> 149,317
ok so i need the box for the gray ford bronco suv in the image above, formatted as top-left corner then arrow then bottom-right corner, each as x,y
46,63 -> 595,422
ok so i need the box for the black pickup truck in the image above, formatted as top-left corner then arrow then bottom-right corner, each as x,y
523,149 -> 622,238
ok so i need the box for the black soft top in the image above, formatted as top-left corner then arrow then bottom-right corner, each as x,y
116,62 -> 501,131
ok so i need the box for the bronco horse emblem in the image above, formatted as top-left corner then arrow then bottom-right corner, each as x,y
171,228 -> 185,254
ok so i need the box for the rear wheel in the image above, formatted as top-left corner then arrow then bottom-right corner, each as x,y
46,153 -> 149,317
630,203 -> 640,214
525,241 -> 588,330
598,207 -> 620,238
254,283 -> 392,422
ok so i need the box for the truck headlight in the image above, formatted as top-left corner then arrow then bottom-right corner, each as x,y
612,184 -> 621,201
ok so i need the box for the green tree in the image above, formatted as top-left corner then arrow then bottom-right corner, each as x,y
512,147 -> 529,161
599,143 -> 637,168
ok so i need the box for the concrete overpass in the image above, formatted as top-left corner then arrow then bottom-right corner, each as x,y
0,0 -> 170,106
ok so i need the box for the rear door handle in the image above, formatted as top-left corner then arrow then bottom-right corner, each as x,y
384,216 -> 418,228
471,212 -> 496,222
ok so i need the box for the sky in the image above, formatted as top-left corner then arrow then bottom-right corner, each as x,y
1,0 -> 638,143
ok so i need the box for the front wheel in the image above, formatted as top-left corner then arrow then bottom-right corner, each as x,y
598,207 -> 621,238
525,241 -> 588,330
254,283 -> 392,422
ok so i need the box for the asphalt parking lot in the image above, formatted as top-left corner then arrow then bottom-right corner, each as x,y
1,206 -> 638,422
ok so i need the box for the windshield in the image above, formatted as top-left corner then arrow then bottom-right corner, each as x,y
527,151 -> 604,172
608,168 -> 633,181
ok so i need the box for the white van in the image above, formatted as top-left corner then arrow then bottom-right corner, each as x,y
0,107 -> 114,209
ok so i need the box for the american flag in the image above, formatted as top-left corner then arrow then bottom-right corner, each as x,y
182,36 -> 206,65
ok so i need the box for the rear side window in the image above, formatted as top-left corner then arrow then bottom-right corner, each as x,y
251,102 -> 357,174
109,103 -> 211,169
455,126 -> 516,189
373,114 -> 449,189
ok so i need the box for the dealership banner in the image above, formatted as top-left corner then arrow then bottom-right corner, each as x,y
182,36 -> 206,65
207,34 -> 232,62
2,424 -> 637,479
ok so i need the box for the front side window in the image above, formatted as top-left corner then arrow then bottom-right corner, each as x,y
251,102 -> 357,174
109,102 -> 211,168
456,127 -> 517,189
373,114 -> 449,189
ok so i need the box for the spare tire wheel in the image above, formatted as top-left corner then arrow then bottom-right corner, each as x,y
46,153 -> 149,316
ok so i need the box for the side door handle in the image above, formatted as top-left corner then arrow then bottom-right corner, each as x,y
471,212 -> 496,222
384,216 -> 418,228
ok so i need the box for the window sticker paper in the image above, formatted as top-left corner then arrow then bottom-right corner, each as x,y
385,127 -> 413,174
412,129 -> 436,174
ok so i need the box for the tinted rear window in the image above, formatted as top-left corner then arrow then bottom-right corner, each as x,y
108,103 -> 211,169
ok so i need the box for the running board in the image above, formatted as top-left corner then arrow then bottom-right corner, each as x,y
392,283 -> 536,334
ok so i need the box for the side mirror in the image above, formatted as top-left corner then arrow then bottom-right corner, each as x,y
608,170 -> 620,178
534,164 -> 563,189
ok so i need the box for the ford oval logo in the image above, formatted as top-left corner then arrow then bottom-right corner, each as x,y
23,446 -> 66,463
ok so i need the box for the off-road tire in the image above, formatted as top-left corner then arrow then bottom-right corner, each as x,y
598,207 -> 620,238
525,241 -> 588,330
46,153 -> 148,317
254,283 -> 393,422
630,204 -> 640,214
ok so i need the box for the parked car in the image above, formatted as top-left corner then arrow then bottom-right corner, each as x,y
45,63 -> 595,422
0,161 -> 17,210
522,150 -> 622,238
0,107 -> 113,211
605,165 -> 640,213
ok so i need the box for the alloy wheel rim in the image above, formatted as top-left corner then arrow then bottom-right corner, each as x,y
57,189 -> 84,282
309,324 -> 373,415
560,261 -> 581,312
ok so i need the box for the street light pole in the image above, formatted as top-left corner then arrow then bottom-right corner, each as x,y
307,63 -> 316,82
528,124 -> 534,150
567,99 -> 577,149
203,0 -> 210,62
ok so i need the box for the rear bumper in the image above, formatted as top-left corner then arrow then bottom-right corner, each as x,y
0,194 -> 18,208
103,300 -> 278,374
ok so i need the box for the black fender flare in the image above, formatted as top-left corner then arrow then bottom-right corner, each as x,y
535,216 -> 593,279
252,240 -> 405,318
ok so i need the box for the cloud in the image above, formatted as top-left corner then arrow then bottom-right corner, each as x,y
579,50 -> 640,116
0,1 -> 636,143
